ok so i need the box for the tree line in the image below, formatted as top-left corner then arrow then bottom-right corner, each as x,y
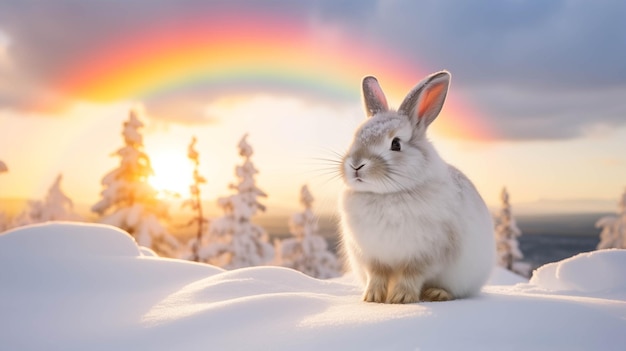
1,111 -> 625,279
0,111 -> 342,278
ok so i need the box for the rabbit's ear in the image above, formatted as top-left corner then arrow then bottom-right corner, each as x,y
399,71 -> 450,129
362,76 -> 389,117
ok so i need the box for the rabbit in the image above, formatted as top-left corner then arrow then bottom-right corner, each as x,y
339,70 -> 495,304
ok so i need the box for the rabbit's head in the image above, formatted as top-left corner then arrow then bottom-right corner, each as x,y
341,71 -> 451,194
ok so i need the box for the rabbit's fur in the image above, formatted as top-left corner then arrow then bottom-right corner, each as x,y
339,71 -> 495,303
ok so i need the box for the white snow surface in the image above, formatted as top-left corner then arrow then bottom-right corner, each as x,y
1,222 -> 625,350
529,249 -> 626,295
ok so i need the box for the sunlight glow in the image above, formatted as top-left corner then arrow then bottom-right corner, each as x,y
149,151 -> 194,197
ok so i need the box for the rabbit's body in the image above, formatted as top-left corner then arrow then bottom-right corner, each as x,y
339,71 -> 495,303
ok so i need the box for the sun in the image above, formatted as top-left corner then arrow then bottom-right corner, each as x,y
149,151 -> 194,197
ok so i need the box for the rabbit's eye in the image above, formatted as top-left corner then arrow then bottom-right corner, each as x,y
391,137 -> 401,151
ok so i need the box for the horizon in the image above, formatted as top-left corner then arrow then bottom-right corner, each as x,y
0,194 -> 619,219
1,1 -> 625,216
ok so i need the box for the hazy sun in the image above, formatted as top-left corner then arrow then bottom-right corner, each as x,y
149,151 -> 194,197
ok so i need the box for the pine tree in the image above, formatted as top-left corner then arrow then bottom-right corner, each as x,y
596,188 -> 626,249
181,136 -> 209,262
0,160 -> 8,232
275,185 -> 341,279
494,187 -> 523,271
201,134 -> 274,269
13,174 -> 83,226
0,210 -> 7,232
91,110 -> 179,257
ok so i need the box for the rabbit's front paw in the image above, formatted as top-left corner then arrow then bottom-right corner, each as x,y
388,281 -> 421,304
363,277 -> 387,303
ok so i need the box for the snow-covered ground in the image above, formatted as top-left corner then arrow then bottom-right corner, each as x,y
1,222 -> 625,350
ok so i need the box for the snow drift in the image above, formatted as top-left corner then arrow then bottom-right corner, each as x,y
1,222 -> 625,350
529,249 -> 626,295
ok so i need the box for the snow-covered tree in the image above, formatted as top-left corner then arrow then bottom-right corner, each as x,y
494,187 -> 523,271
275,185 -> 341,279
0,211 -> 8,232
12,174 -> 83,227
0,160 -> 8,232
181,136 -> 209,262
596,188 -> 626,249
200,134 -> 274,269
92,111 -> 179,257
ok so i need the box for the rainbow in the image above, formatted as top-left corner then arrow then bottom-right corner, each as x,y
54,13 -> 492,139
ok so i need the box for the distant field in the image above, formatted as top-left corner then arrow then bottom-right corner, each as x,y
260,212 -> 608,238
516,212 -> 609,236
515,213 -> 605,270
519,234 -> 599,271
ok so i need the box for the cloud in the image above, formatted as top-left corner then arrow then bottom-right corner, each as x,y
0,0 -> 346,120
313,0 -> 626,140
0,0 -> 625,140
352,1 -> 626,87
142,90 -> 220,125
0,53 -> 62,113
459,84 -> 626,140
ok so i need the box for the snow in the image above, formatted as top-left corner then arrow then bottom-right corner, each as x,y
2,222 -> 626,350
529,250 -> 626,295
0,222 -> 140,258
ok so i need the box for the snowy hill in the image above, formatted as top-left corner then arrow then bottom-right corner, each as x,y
1,222 -> 625,350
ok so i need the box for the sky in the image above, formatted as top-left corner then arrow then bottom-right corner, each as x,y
0,0 -> 625,215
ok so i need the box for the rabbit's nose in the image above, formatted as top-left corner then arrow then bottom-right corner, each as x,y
351,164 -> 365,171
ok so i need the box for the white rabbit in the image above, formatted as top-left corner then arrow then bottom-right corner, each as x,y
339,71 -> 495,303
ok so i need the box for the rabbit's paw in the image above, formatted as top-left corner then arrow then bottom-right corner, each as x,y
363,278 -> 387,303
421,287 -> 453,302
388,282 -> 421,304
